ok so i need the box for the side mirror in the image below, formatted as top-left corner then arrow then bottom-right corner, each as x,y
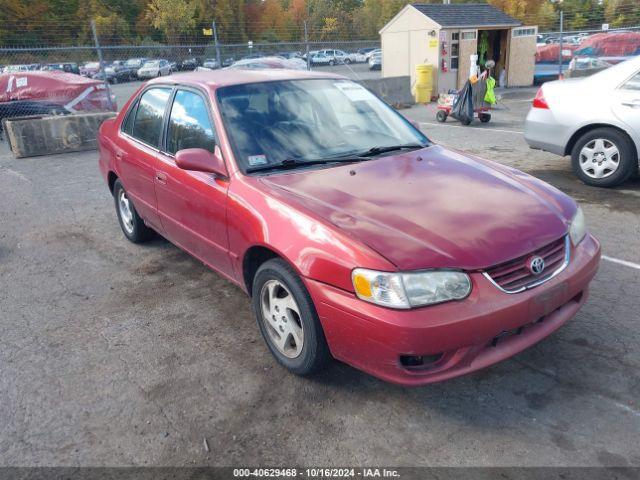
175,147 -> 228,177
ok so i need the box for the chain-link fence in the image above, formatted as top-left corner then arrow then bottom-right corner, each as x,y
0,20 -> 380,135
2,10 -> 640,135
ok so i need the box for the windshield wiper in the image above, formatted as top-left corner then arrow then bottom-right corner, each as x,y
246,156 -> 368,173
359,143 -> 427,157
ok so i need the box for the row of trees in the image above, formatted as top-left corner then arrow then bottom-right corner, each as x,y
1,0 -> 640,47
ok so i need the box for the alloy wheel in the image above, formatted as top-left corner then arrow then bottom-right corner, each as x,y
260,279 -> 304,358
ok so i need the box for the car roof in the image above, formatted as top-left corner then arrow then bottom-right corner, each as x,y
147,69 -> 344,89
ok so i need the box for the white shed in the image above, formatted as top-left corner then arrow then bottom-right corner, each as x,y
380,3 -> 537,94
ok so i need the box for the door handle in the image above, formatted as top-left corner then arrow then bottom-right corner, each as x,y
155,172 -> 167,185
621,99 -> 640,108
115,151 -> 124,160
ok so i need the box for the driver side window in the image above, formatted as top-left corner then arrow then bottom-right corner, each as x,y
166,90 -> 217,155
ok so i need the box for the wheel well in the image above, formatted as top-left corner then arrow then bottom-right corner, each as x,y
107,171 -> 118,194
565,124 -> 638,160
242,246 -> 280,295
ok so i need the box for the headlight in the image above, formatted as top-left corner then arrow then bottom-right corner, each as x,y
569,206 -> 586,246
352,268 -> 471,309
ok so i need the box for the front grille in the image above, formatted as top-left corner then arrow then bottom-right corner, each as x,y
483,236 -> 569,293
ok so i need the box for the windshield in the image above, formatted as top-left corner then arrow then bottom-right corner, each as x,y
143,61 -> 159,68
125,59 -> 141,67
217,79 -> 429,173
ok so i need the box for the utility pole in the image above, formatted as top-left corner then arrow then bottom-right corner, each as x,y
304,20 -> 311,70
212,21 -> 221,68
91,19 -> 114,111
558,10 -> 564,78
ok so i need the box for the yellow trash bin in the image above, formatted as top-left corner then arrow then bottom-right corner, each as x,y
414,64 -> 433,103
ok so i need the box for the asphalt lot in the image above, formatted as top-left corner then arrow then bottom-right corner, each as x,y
1,83 -> 639,468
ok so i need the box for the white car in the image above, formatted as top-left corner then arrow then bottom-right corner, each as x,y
203,58 -> 220,69
524,55 -> 640,187
346,51 -> 367,64
366,49 -> 381,62
137,59 -> 172,78
313,49 -> 349,65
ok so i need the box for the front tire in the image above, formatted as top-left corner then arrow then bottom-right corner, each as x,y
252,258 -> 331,376
571,127 -> 636,187
436,110 -> 448,123
113,179 -> 154,243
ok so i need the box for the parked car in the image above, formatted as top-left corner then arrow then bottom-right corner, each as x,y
80,62 -> 101,77
277,51 -> 303,60
137,59 -> 172,78
202,58 -> 220,70
41,63 -> 80,75
346,51 -> 367,64
309,52 -> 331,66
98,70 -> 600,385
94,62 -> 135,83
369,51 -> 382,70
3,64 -> 31,73
525,55 -> 640,187
222,57 -> 235,68
365,48 -> 381,61
124,58 -> 148,79
179,58 -> 201,71
227,56 -> 307,71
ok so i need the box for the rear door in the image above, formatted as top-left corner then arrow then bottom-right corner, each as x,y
117,86 -> 172,231
611,70 -> 640,143
155,88 -> 232,276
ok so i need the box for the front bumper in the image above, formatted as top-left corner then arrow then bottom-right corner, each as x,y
306,234 -> 600,386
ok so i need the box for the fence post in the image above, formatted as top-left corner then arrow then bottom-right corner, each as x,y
558,10 -> 564,78
213,21 -> 222,68
90,20 -> 115,111
304,20 -> 310,70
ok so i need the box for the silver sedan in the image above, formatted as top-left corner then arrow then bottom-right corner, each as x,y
525,56 -> 640,187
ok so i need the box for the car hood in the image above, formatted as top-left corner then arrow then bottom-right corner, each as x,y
260,145 -> 575,271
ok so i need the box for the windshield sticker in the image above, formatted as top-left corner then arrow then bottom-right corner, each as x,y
248,154 -> 268,166
335,81 -> 370,101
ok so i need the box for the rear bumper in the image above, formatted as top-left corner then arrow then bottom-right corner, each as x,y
524,108 -> 571,156
306,234 -> 600,386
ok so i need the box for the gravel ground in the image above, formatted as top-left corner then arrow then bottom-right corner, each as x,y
0,84 -> 639,468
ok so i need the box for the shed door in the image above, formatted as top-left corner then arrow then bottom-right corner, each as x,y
507,26 -> 537,87
457,30 -> 478,89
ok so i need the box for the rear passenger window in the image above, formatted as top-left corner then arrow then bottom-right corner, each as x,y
131,87 -> 172,147
622,72 -> 640,91
166,90 -> 216,154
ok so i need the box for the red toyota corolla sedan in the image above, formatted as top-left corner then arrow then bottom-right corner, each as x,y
98,70 -> 601,385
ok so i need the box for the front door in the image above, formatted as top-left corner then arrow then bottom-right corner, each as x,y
117,86 -> 173,231
155,88 -> 232,277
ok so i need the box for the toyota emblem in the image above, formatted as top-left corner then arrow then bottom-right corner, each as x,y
528,256 -> 545,275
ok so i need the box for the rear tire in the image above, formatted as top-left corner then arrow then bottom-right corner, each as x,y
252,258 -> 331,376
113,179 -> 154,243
479,113 -> 491,123
571,127 -> 636,187
436,110 -> 448,123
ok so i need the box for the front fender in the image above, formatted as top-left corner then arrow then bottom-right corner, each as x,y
226,176 -> 395,293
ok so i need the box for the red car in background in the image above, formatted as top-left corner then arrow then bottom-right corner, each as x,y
98,70 -> 600,385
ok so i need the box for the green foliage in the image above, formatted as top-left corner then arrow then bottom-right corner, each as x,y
1,0 -> 639,46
